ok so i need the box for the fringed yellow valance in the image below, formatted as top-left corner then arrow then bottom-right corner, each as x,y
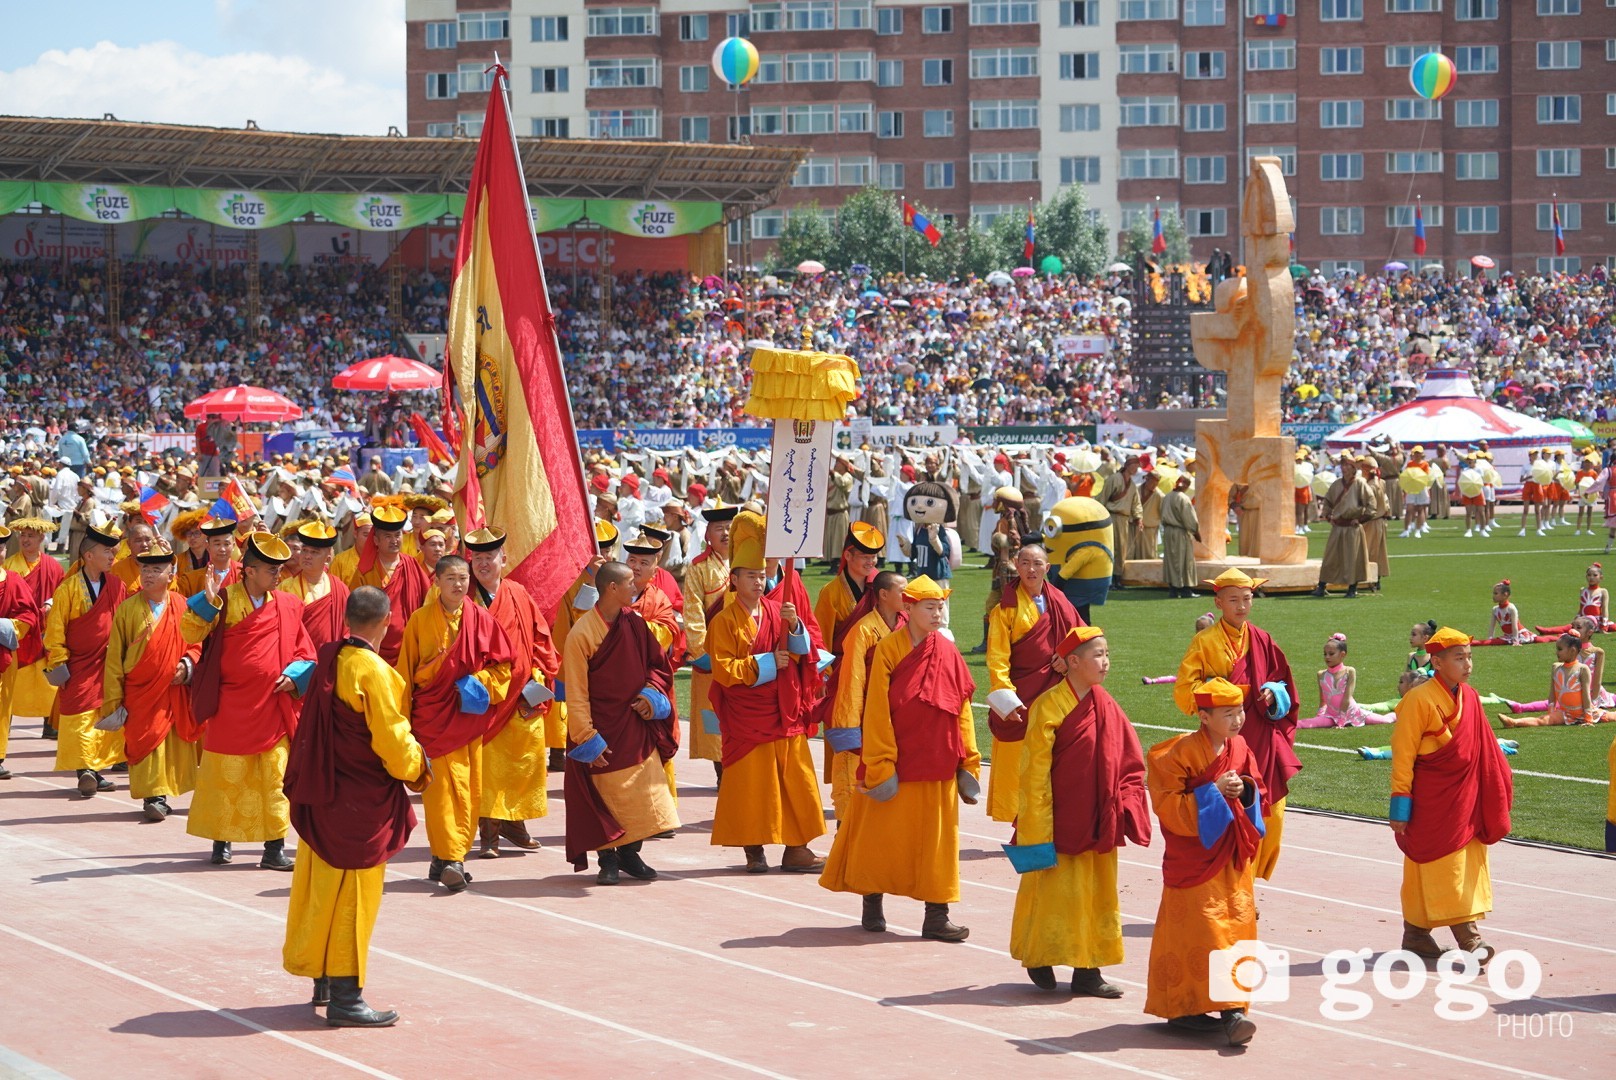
744,346 -> 861,421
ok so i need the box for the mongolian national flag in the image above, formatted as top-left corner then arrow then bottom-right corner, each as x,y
443,63 -> 593,617
137,486 -> 168,525
1412,205 -> 1427,256
211,476 -> 255,523
1151,206 -> 1167,255
1023,210 -> 1035,264
903,201 -> 942,246
1552,202 -> 1566,256
327,466 -> 359,496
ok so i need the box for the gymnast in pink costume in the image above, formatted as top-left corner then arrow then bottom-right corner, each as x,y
1300,633 -> 1390,728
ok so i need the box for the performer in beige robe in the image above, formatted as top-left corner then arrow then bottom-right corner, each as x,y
1160,476 -> 1200,598
1359,454 -> 1391,586
1313,453 -> 1373,599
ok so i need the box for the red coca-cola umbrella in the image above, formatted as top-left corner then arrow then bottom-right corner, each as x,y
331,354 -> 442,392
184,384 -> 303,422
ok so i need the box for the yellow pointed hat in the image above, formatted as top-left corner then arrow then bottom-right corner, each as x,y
1424,627 -> 1472,654
730,510 -> 767,571
1202,567 -> 1268,592
1193,677 -> 1245,709
1056,625 -> 1105,658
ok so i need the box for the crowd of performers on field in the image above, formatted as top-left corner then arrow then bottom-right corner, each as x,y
0,476 -> 1535,1046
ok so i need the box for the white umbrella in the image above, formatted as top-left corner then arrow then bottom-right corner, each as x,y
1107,262 -> 1133,273
985,270 -> 1014,286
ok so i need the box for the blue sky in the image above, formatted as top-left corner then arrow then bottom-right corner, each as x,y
0,0 -> 405,134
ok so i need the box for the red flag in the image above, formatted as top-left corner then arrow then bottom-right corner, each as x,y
408,412 -> 455,468
443,64 -> 593,617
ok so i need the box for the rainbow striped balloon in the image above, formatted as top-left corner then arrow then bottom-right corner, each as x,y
1408,52 -> 1457,100
711,36 -> 759,86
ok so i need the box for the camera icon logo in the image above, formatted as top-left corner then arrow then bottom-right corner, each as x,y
1208,940 -> 1291,1003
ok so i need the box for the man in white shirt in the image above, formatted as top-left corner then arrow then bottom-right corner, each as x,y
47,456 -> 81,551
392,456 -> 424,494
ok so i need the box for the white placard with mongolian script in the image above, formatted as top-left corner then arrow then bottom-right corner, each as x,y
765,418 -> 836,560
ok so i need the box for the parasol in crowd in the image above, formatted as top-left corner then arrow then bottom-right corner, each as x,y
985,270 -> 1013,286
796,260 -> 826,275
331,354 -> 442,392
1470,255 -> 1496,270
184,385 -> 302,422
1384,261 -> 1409,274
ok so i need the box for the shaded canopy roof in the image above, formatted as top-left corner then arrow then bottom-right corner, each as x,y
0,115 -> 805,214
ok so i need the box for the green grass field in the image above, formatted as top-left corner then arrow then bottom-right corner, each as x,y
767,515 -> 1613,852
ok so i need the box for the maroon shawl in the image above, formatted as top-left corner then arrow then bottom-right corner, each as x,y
1396,683 -> 1514,864
406,601 -> 516,760
882,631 -> 975,783
0,568 -> 41,675
1024,686 -> 1150,856
991,581 -> 1082,742
17,553 -> 64,667
1228,623 -> 1302,803
299,576 -> 351,650
57,572 -> 128,715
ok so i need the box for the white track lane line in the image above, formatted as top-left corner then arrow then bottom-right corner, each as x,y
0,921 -> 401,1080
1279,842 -> 1616,901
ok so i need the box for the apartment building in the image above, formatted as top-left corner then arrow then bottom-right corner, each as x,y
406,0 -> 1615,271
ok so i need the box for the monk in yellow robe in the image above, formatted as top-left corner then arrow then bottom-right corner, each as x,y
682,506 -> 735,778
47,515 -> 129,796
813,521 -> 883,647
340,506 -> 431,666
327,512 -> 372,585
169,509 -> 211,598
1008,626 -> 1150,996
283,585 -> 429,1028
396,554 -> 514,892
99,542 -> 202,821
3,517 -> 64,731
820,570 -> 906,821
820,576 -> 979,940
1144,678 -> 1265,1047
548,520 -> 620,768
1390,628 -> 1513,961
1174,567 -> 1299,880
562,561 -> 680,884
278,522 -> 351,649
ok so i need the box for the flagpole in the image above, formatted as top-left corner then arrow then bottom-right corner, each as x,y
899,191 -> 907,275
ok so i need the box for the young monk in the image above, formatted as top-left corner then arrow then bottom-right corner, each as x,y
1389,627 -> 1514,962
98,541 -> 202,822
1143,677 -> 1265,1047
818,576 -> 980,942
1007,626 -> 1150,996
818,570 -> 907,822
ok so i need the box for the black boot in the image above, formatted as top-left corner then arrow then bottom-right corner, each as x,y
713,761 -> 723,788
861,893 -> 886,932
1072,967 -> 1124,998
77,769 -> 98,797
439,860 -> 470,892
41,721 -> 57,740
326,975 -> 398,1028
1221,1008 -> 1256,1046
428,856 -> 445,882
1026,966 -> 1057,990
0,759 -> 10,780
210,840 -> 233,865
310,977 -> 330,1007
1310,584 -> 1327,598
261,838 -> 294,871
142,796 -> 170,822
921,902 -> 969,942
1345,585 -> 1359,598
617,840 -> 657,881
547,747 -> 566,771
596,848 -> 621,885
95,771 -> 115,792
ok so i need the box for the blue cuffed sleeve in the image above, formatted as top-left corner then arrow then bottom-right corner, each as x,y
825,726 -> 862,753
701,708 -> 721,735
456,674 -> 491,714
1194,782 -> 1235,849
690,653 -> 712,673
1261,680 -> 1291,720
573,584 -> 599,611
187,591 -> 221,621
282,660 -> 315,695
1389,794 -> 1413,822
752,651 -> 778,685
1240,776 -> 1266,835
638,686 -> 671,721
0,619 -> 18,651
815,648 -> 836,673
568,732 -> 608,763
1002,842 -> 1057,874
787,626 -> 810,656
553,679 -> 566,703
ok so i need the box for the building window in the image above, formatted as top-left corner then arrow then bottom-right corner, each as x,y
1119,0 -> 1178,17
532,15 -> 568,41
457,112 -> 484,136
1608,202 -> 1616,225
1386,98 -> 1441,121
1320,47 -> 1363,75
1454,0 -> 1497,18
792,157 -> 836,187
1537,0 -> 1580,12
680,66 -> 710,93
973,48 -> 1039,78
1538,148 -> 1582,176
751,211 -> 784,239
1320,153 -> 1364,181
1184,102 -> 1227,131
922,59 -> 954,85
1455,206 -> 1499,234
1452,46 -> 1498,74
1061,156 -> 1102,184
1059,53 -> 1099,79
971,152 -> 1039,183
1386,204 -> 1442,227
970,0 -> 1039,23
839,51 -> 873,81
531,67 -> 568,93
458,63 -> 493,93
1609,147 -> 1616,170
1538,257 -> 1582,274
971,100 -> 1040,130
925,162 -> 955,189
922,5 -> 954,32
425,73 -> 456,99
1119,44 -> 1179,74
1247,93 -> 1296,125
1538,41 -> 1581,69
877,59 -> 903,86
1183,0 -> 1225,24
1607,39 -> 1616,62
784,52 -> 836,81
1248,145 -> 1297,175
839,103 -> 873,133
587,6 -> 657,36
1060,104 -> 1101,131
840,0 -> 872,29
1454,152 -> 1499,180
1119,96 -> 1179,127
1246,40 -> 1296,72
1185,155 -> 1227,184
755,55 -> 782,83
1387,151 -> 1442,174
425,122 -> 456,137
1060,0 -> 1102,24
838,156 -> 874,187
532,117 -> 570,138
1120,149 -> 1179,179
877,110 -> 904,138
679,14 -> 708,40
1538,95 -> 1581,123
1319,207 -> 1364,235
1319,99 -> 1363,127
1537,203 -> 1582,230
1385,0 -> 1440,11
972,204 -> 1017,227
458,10 -> 509,40
752,107 -> 783,135
588,109 -> 658,139
729,114 -> 754,140
1183,50 -> 1226,78
1245,0 -> 1295,12
1385,44 -> 1440,68
680,116 -> 711,142
785,104 -> 836,134
1320,0 -> 1363,18
1454,99 -> 1498,126
877,7 -> 903,33
727,12 -> 751,36
424,21 -> 456,48
878,162 -> 905,190
1186,208 -> 1227,237
923,109 -> 954,137
1609,91 -> 1616,115
588,58 -> 658,89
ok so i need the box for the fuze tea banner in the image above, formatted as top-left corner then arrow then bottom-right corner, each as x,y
584,199 -> 723,238
0,180 -> 36,217
34,182 -> 176,224
309,193 -> 454,231
171,189 -> 311,229
765,418 -> 836,560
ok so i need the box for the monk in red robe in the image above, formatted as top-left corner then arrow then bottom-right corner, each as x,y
47,516 -> 129,795
0,522 -> 42,781
3,516 -> 61,752
339,505 -> 430,665
280,522 -> 350,648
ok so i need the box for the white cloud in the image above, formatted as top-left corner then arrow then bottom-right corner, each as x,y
0,39 -> 403,135
214,0 -> 405,86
